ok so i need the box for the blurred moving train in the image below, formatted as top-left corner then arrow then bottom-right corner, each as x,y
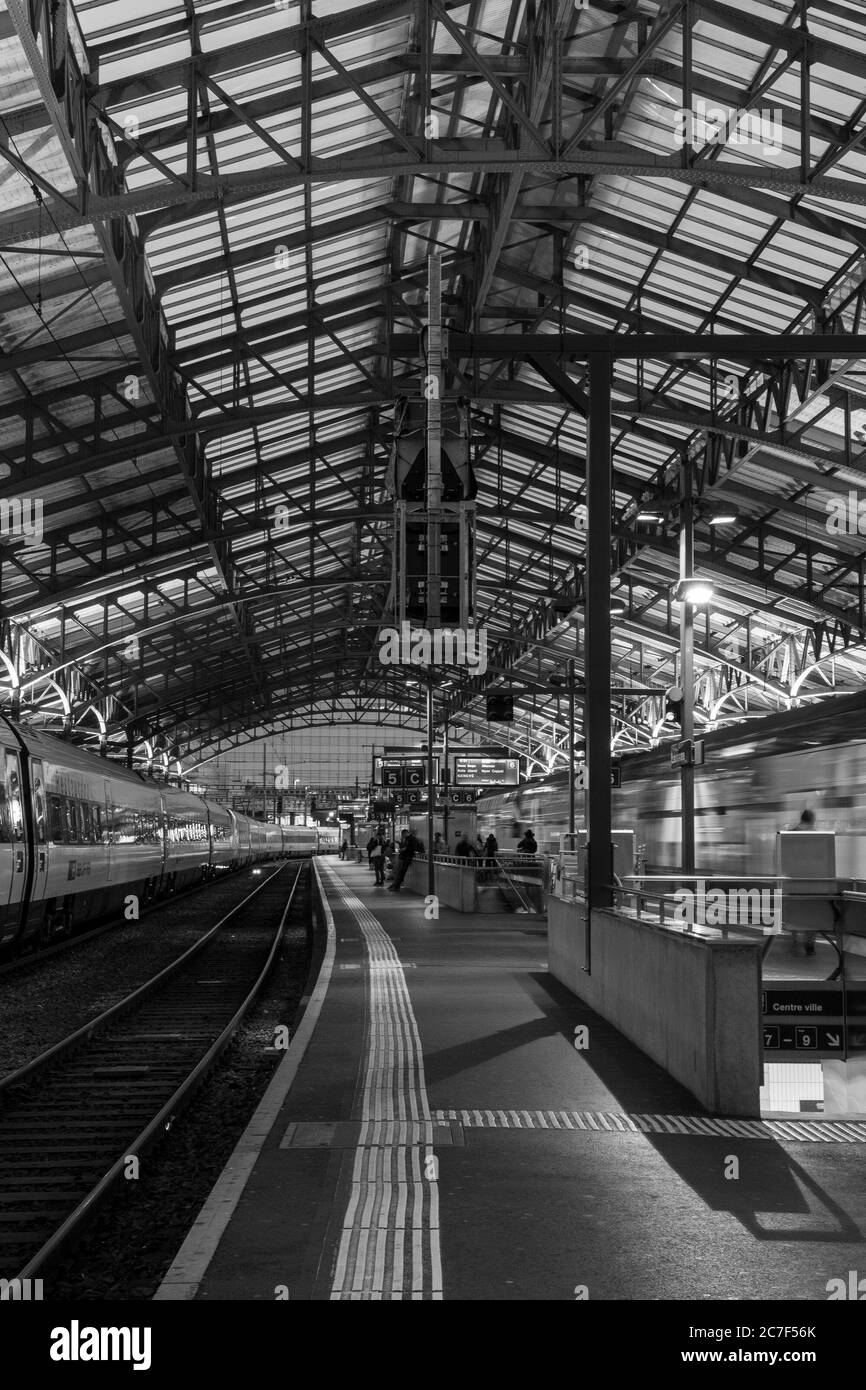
0,716 -> 330,955
476,689 -> 866,878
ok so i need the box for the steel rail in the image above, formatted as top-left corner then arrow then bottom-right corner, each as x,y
5,861 -> 302,1280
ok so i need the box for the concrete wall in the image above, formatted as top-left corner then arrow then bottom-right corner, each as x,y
548,897 -> 763,1116
403,859 -> 476,911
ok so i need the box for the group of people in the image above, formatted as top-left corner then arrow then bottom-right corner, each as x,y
340,823 -> 540,890
361,828 -> 425,890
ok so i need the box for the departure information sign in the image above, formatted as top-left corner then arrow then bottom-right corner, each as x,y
374,755 -> 440,788
453,755 -> 519,786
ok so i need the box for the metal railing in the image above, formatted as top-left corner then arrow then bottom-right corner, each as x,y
414,852 -> 544,912
553,866 -> 786,942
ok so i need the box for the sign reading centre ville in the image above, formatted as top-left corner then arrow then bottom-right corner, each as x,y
761,985 -> 866,1058
453,755 -> 519,787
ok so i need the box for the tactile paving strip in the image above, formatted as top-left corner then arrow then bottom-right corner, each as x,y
434,1109 -> 866,1142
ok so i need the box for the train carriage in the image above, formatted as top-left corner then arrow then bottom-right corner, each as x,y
162,790 -> 211,891
0,721 -> 166,951
0,710 -> 293,956
203,799 -> 236,874
281,824 -> 318,857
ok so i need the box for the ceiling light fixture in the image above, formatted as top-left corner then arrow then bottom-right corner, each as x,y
673,576 -> 715,606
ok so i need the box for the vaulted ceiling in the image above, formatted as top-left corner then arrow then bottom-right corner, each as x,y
0,0 -> 865,777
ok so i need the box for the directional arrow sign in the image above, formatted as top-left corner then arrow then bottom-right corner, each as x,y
762,1023 -> 846,1055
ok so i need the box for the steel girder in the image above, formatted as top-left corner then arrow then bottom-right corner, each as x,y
5,0 -> 269,710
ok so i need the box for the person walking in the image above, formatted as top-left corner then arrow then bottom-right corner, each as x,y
340,839 -> 348,860
517,827 -> 538,855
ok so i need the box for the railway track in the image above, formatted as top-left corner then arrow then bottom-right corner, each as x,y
0,867 -> 271,981
0,860 -> 303,1284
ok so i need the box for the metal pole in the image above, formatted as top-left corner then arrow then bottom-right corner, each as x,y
680,456 -> 696,874
568,656 -> 576,837
586,352 -> 613,914
442,711 -> 450,848
427,252 -> 442,630
426,674 -> 435,897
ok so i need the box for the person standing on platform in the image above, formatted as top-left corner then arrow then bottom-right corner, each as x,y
482,831 -> 498,882
340,839 -> 348,860
433,832 -> 447,857
517,827 -> 538,855
789,809 -> 817,955
455,832 -> 477,861
388,830 -> 421,892
369,831 -> 386,885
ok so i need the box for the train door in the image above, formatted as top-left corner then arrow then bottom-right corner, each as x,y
3,747 -> 27,941
29,757 -> 49,910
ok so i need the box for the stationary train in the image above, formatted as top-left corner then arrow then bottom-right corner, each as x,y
282,824 -> 321,857
476,688 -> 866,878
0,716 -> 329,955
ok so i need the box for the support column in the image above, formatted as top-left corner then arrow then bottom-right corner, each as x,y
568,656 -> 576,838
586,352 -> 613,913
679,457 -> 696,874
426,674 -> 435,898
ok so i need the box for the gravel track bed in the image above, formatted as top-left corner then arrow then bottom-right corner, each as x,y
46,863 -> 315,1300
0,867 -> 286,1080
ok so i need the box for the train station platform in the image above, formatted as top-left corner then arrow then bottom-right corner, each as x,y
155,858 -> 866,1302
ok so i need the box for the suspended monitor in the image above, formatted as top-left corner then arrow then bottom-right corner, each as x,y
387,399 -> 476,501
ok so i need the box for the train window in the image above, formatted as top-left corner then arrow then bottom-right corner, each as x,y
6,761 -> 23,841
0,775 -> 9,842
92,804 -> 104,841
80,802 -> 95,845
48,794 -> 65,843
113,806 -> 136,844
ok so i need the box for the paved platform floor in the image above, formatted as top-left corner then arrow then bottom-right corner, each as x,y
156,858 -> 866,1301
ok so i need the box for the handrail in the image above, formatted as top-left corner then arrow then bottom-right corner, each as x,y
489,856 -> 535,913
